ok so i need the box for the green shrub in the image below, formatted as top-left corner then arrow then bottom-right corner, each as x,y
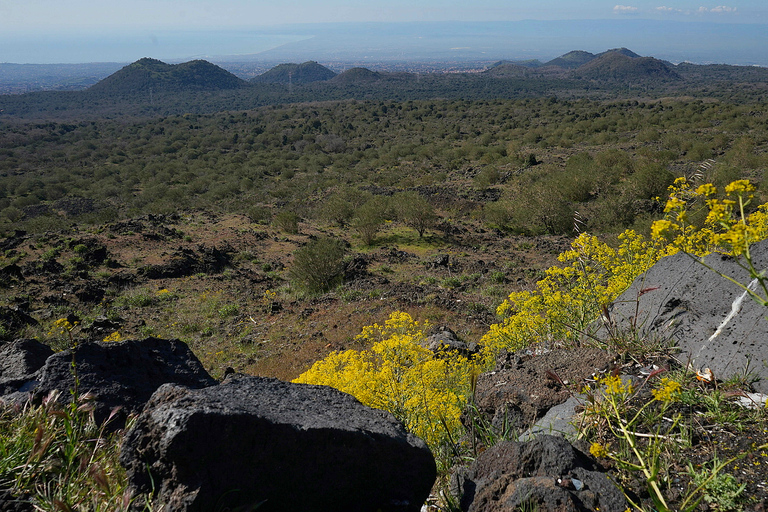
247,205 -> 272,225
394,191 -> 437,237
288,237 -> 346,294
273,210 -> 300,234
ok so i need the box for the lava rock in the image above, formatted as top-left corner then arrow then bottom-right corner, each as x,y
423,326 -> 479,358
0,339 -> 53,398
120,375 -> 436,512
30,337 -> 216,427
601,239 -> 768,392
0,307 -> 39,342
450,435 -> 626,512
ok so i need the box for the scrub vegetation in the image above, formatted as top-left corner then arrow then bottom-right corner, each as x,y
2,58 -> 768,510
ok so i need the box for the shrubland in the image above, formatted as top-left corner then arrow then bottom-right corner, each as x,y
1,90 -> 768,509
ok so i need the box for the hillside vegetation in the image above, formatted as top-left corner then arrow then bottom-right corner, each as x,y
1,48 -> 768,511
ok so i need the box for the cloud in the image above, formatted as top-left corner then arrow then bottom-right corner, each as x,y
656,5 -> 683,13
710,5 -> 737,13
613,4 -> 639,14
695,5 -> 737,14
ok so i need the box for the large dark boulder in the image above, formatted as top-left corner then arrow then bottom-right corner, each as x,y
601,239 -> 768,392
27,337 -> 216,426
450,435 -> 626,512
120,375 -> 436,512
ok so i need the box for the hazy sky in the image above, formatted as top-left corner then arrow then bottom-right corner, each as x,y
2,0 -> 766,33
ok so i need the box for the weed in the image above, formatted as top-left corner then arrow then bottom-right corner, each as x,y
218,304 -> 239,318
0,393 -> 139,510
441,276 -> 462,289
687,458 -> 747,512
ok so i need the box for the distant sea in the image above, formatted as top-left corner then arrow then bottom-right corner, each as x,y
2,21 -> 767,66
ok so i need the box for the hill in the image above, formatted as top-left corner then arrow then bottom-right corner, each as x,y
483,63 -> 535,77
251,61 -> 336,85
489,59 -> 545,69
330,67 -> 382,84
573,51 -> 680,82
88,58 -> 246,95
600,47 -> 641,59
546,50 -> 595,69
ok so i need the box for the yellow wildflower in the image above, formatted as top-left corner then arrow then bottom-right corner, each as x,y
696,183 -> 717,197
652,378 -> 681,402
601,375 -> 632,396
590,442 -> 609,458
724,179 -> 755,196
102,331 -> 122,343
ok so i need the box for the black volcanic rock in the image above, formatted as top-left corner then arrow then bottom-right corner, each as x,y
251,61 -> 336,84
451,435 -> 626,512
88,58 -> 246,95
28,338 -> 217,427
121,375 -> 436,512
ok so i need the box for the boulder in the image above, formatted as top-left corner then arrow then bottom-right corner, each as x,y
450,435 -> 626,512
139,246 -> 230,279
120,375 -> 436,512
601,239 -> 768,392
423,326 -> 479,357
21,337 -> 216,426
0,339 -> 53,398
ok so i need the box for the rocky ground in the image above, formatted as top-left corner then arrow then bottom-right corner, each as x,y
3,212 -> 768,511
0,211 -> 568,379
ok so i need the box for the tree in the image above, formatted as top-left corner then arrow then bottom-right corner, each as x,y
351,197 -> 387,246
394,191 -> 437,237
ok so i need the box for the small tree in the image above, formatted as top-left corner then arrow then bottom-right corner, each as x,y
394,191 -> 437,238
288,237 -> 346,294
319,188 -> 373,227
352,197 -> 387,246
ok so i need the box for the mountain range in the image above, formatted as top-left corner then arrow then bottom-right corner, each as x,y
2,47 -> 767,119
87,48 -> 686,95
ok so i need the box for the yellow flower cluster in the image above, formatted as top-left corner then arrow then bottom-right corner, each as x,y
651,377 -> 681,402
102,331 -> 122,343
651,177 -> 768,258
590,442 -> 609,458
294,312 -> 478,452
601,375 -> 633,396
48,318 -> 78,337
484,178 -> 768,361
482,230 -> 673,357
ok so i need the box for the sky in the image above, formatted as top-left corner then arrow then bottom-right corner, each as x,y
2,0 -> 766,32
1,1 -> 767,64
